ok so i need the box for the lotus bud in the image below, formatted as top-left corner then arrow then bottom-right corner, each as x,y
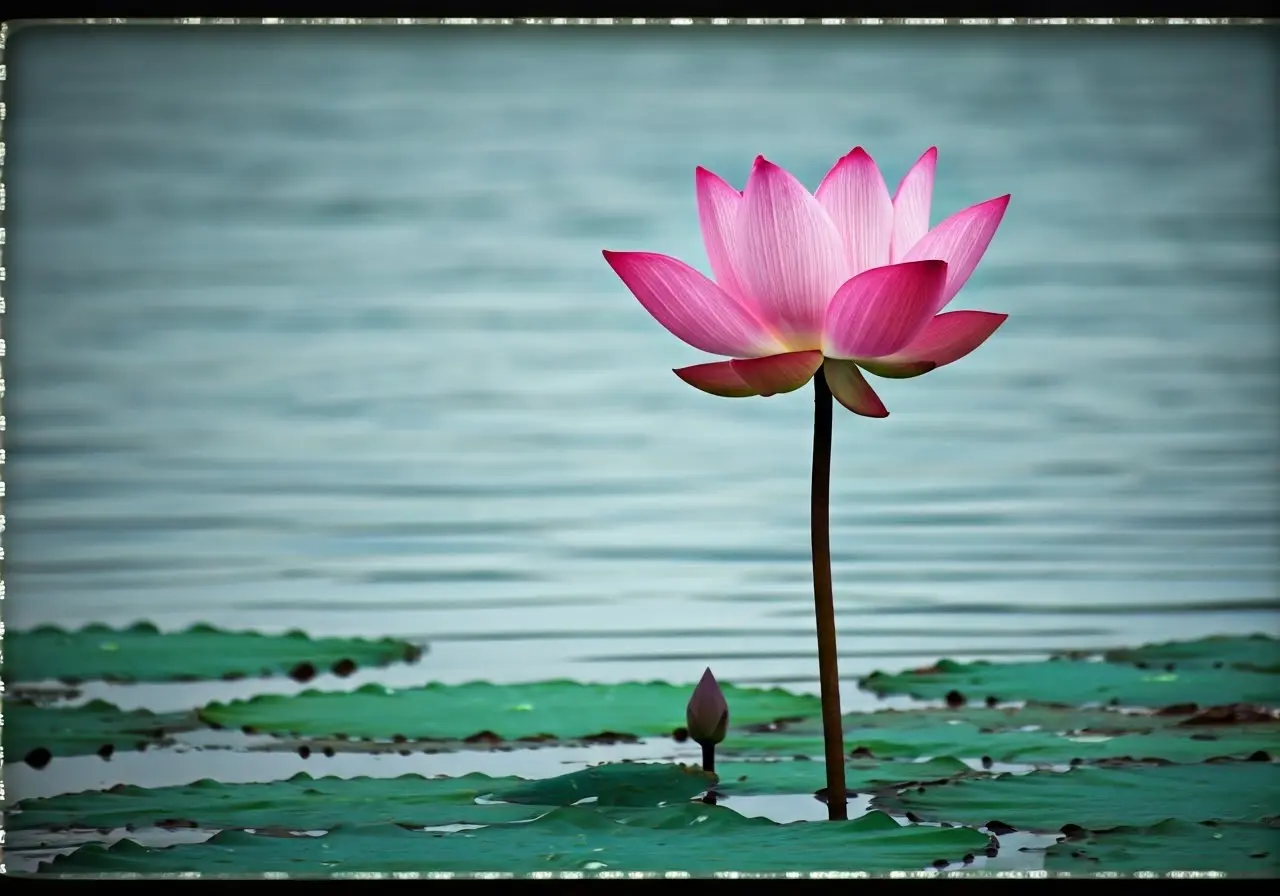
686,667 -> 729,746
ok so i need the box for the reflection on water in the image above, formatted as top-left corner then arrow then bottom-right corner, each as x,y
3,27 -> 1277,696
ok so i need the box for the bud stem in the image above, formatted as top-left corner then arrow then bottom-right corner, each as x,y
701,742 -> 718,805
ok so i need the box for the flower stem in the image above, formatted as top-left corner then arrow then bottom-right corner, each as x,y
812,368 -> 847,821
701,743 -> 718,805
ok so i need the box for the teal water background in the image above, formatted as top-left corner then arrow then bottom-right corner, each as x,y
3,26 -> 1277,700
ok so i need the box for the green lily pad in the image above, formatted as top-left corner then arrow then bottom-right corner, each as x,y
4,699 -> 200,763
860,655 -> 1279,710
878,762 -> 1280,832
1043,819 -> 1280,875
9,772 -> 547,833
713,757 -> 973,797
3,622 -> 424,684
1099,635 -> 1280,674
723,707 -> 1280,765
495,758 -> 972,808
35,806 -> 990,875
499,763 -> 714,807
198,680 -> 821,742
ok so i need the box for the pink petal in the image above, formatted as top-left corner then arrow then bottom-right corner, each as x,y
815,147 -> 893,278
603,250 -> 783,358
890,146 -> 937,262
858,311 -> 1008,379
823,359 -> 889,418
730,350 -> 823,397
900,194 -> 1010,314
730,156 -> 846,347
673,360 -> 759,398
695,167 -> 749,301
821,260 -> 948,361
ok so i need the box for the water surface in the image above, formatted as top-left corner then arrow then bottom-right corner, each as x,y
4,26 -> 1277,699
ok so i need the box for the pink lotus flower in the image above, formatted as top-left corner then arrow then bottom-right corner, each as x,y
603,147 -> 1010,417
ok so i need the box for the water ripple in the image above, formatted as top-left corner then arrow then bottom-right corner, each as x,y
2,29 -> 1275,683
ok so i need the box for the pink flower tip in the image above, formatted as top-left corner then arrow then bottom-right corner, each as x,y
686,666 -> 729,746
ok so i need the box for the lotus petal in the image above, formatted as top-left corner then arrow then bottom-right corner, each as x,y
731,156 -> 846,349
823,359 -> 889,418
900,194 -> 1010,314
815,147 -> 894,278
603,250 -> 784,358
673,360 -> 758,398
890,147 -> 937,262
822,260 -> 948,361
696,167 -> 749,302
730,350 -> 823,397
858,311 -> 1008,378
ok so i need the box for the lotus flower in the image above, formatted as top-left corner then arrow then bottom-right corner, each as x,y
603,147 -> 1009,417
686,667 -> 729,746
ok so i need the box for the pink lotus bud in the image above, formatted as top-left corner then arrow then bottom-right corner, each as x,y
686,667 -> 729,746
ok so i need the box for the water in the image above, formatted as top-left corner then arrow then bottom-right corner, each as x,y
3,26 -> 1278,704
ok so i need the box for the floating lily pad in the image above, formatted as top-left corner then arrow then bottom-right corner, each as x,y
860,654 -> 1279,710
878,762 -> 1280,832
499,762 -> 714,807
1042,819 -> 1280,874
198,680 -> 821,742
246,701 -> 1279,765
496,758 -> 971,808
11,762 -> 983,858
1099,635 -> 1280,674
35,806 -> 990,875
247,734 -> 637,755
5,699 -> 200,765
9,772 -> 543,833
715,757 -> 972,797
3,622 -> 424,684
722,707 -> 1280,765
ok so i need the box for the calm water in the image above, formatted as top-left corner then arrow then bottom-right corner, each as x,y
4,26 -> 1278,699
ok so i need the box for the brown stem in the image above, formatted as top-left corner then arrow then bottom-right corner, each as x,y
701,743 -> 718,805
812,368 -> 847,820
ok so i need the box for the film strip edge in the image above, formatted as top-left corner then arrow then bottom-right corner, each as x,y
7,16 -> 1279,26
0,18 -> 9,879
0,14 -> 1264,880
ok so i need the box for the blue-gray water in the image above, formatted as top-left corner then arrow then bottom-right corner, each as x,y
4,26 -> 1278,698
